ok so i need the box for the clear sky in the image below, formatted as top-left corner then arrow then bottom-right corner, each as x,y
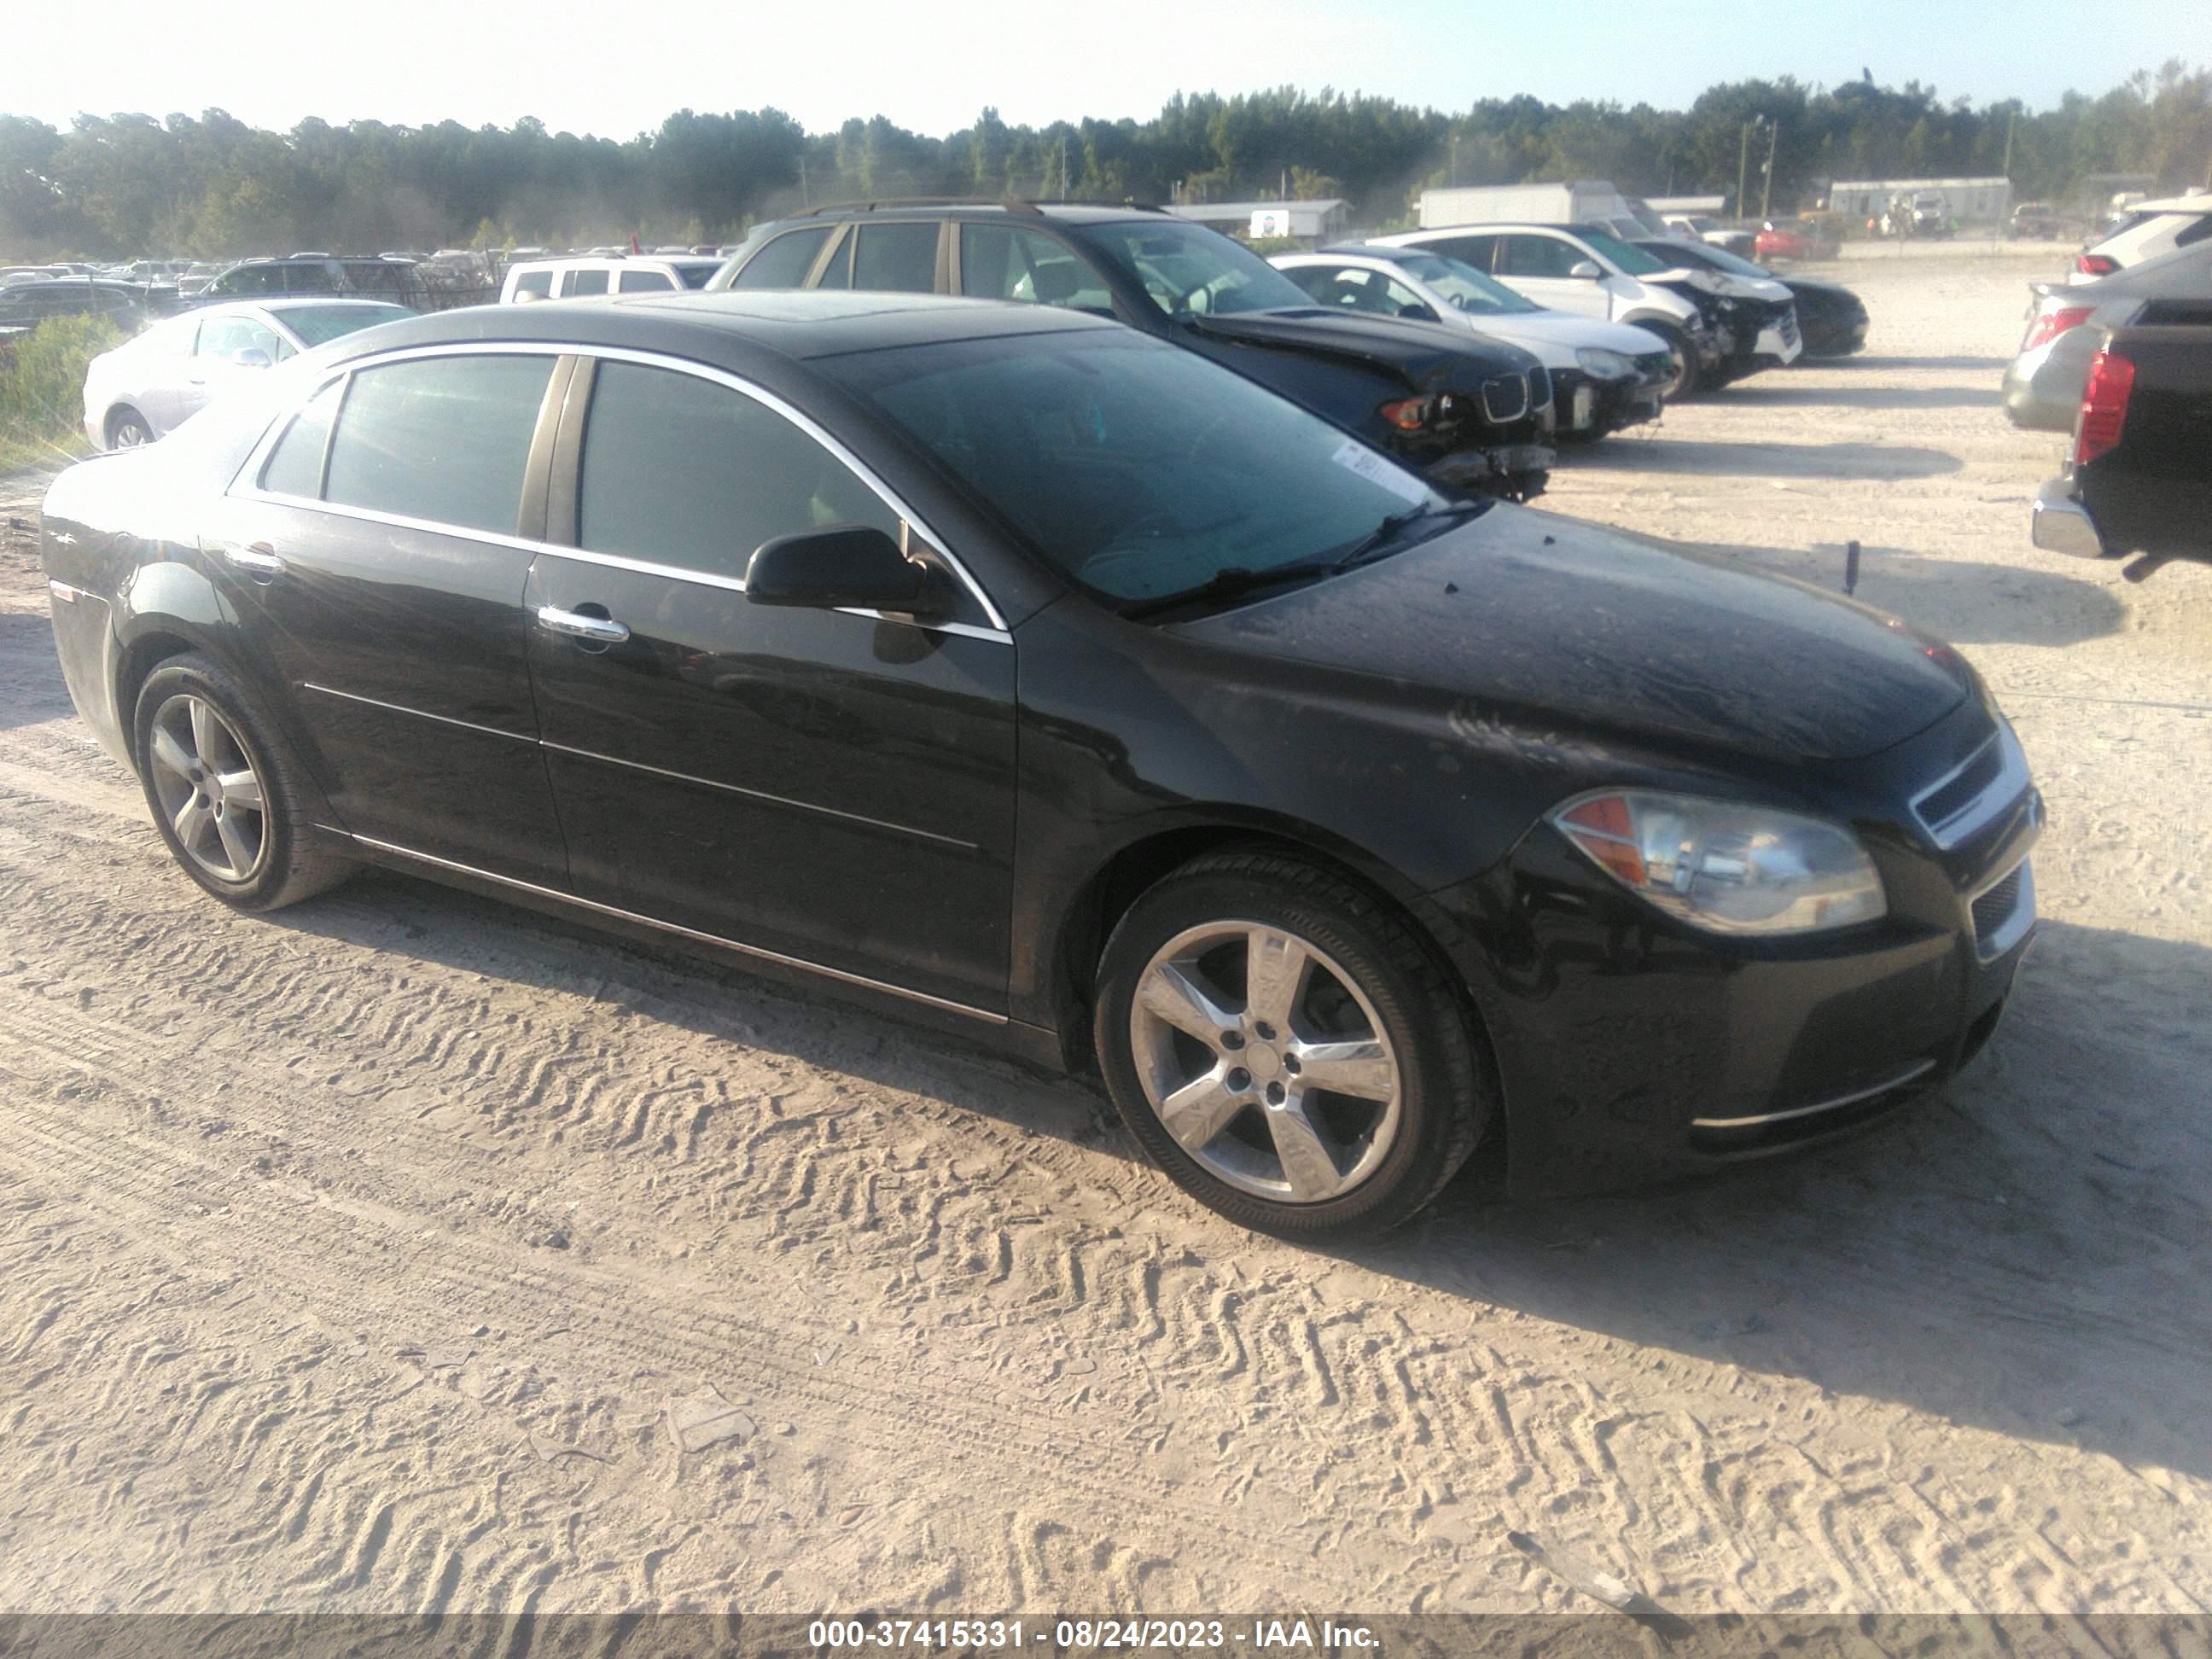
14,0 -> 2205,137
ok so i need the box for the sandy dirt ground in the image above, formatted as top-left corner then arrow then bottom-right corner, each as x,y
0,257 -> 2206,1619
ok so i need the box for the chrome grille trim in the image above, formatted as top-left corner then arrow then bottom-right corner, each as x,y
1481,373 -> 1530,423
1691,1059 -> 1937,1132
1912,723 -> 2032,849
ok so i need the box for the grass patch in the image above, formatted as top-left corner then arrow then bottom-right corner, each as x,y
0,314 -> 122,476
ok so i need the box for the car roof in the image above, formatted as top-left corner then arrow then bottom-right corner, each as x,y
755,202 -> 1161,234
330,288 -> 1123,364
2129,195 -> 2212,213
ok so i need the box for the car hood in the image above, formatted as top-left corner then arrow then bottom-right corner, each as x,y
1172,505 -> 1970,765
1452,310 -> 1666,361
1187,308 -> 1537,389
1780,276 -> 1860,304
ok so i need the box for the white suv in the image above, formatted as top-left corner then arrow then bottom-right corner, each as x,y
1372,224 -> 1725,397
499,255 -> 723,302
2071,195 -> 2212,283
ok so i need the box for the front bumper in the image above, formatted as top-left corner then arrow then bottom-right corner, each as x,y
1551,370 -> 1663,436
1419,706 -> 2044,1196
1423,441 -> 1555,500
2030,476 -> 2108,558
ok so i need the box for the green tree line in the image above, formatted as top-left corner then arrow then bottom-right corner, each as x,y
3,61 -> 2206,258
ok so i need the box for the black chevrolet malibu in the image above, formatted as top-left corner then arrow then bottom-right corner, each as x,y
40,292 -> 2041,1241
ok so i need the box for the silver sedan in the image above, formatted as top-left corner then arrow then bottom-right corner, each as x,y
81,299 -> 413,451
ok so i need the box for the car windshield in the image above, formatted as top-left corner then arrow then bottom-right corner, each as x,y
1388,253 -> 1538,315
817,330 -> 1447,605
271,303 -> 414,346
1574,227 -> 1668,275
1082,221 -> 1316,318
672,262 -> 719,289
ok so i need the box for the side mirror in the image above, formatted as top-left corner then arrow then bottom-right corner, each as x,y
1396,300 -> 1440,323
230,346 -> 273,369
745,525 -> 940,614
1568,259 -> 1604,280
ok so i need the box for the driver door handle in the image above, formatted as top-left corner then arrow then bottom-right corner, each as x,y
223,542 -> 286,577
536,604 -> 631,644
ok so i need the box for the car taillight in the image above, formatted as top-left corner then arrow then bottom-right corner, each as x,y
2023,304 -> 2093,351
2075,346 -> 2134,465
1378,397 -> 1433,431
2075,253 -> 2119,277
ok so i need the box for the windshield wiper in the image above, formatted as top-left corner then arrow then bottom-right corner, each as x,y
1329,498 -> 1492,571
1119,560 -> 1345,620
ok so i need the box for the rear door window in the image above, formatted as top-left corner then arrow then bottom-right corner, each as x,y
322,353 -> 556,536
619,269 -> 676,292
567,269 -> 610,297
259,379 -> 344,498
853,223 -> 940,293
731,226 -> 832,289
512,270 -> 554,299
1417,234 -> 1497,271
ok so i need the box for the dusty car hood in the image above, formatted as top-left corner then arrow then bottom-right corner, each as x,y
1173,504 -> 1969,764
1453,309 -> 1668,363
1187,308 -> 1537,390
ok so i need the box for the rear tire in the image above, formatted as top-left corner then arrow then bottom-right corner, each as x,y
131,653 -> 352,912
106,406 -> 154,450
1092,848 -> 1489,1241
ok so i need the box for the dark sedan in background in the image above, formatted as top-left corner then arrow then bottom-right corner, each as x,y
42,291 -> 2039,1241
713,202 -> 1557,501
1638,238 -> 1870,357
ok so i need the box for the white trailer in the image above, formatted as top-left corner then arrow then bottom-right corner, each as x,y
1417,181 -> 1635,230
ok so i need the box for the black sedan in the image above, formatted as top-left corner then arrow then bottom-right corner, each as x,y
1638,238 -> 1870,358
40,292 -> 2040,1241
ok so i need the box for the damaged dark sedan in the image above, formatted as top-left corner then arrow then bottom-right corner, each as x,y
42,292 -> 2040,1241
713,202 -> 1557,501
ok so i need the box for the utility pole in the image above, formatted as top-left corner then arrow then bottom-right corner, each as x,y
2002,108 -> 2017,179
1059,136 -> 1068,202
799,154 -> 808,207
1737,119 -> 1755,220
1761,118 -> 1779,221
1450,135 -> 1458,188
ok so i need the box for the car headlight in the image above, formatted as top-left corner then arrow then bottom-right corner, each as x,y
1549,789 -> 1887,936
1574,346 -> 1634,381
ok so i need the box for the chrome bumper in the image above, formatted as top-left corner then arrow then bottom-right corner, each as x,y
2030,477 -> 2107,559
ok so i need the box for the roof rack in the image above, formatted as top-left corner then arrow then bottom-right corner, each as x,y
798,196 -> 1045,218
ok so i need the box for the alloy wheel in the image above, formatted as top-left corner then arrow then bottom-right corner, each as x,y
110,413 -> 151,448
146,693 -> 267,882
1127,920 -> 1402,1203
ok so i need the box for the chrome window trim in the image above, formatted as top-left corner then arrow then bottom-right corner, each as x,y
301,682 -> 536,744
230,337 -> 1010,637
326,827 -> 1005,1025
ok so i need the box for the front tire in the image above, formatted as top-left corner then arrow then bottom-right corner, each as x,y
106,406 -> 154,450
1635,323 -> 1697,403
131,654 -> 351,911
1093,848 -> 1489,1241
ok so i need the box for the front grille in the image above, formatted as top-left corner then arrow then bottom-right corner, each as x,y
1970,859 -> 2034,958
1779,307 -> 1801,347
1481,373 -> 1530,423
1972,864 -> 2024,936
1912,725 -> 2031,849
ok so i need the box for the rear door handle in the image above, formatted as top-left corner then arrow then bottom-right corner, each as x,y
535,604 -> 630,644
223,542 -> 286,578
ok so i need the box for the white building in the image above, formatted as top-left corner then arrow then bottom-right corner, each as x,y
1825,178 -> 2013,226
1166,199 -> 1349,242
